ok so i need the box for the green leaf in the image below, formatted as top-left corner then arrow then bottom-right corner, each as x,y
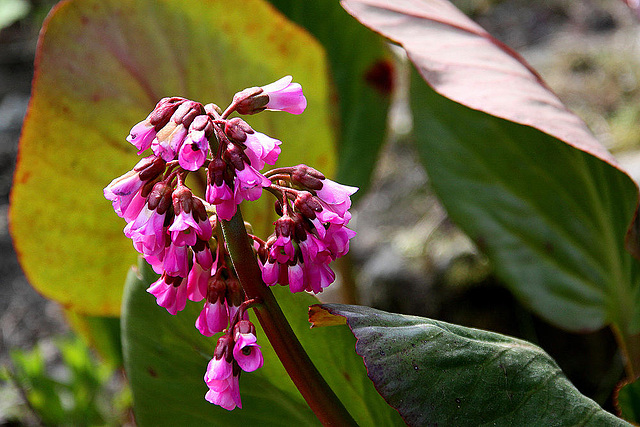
410,74 -> 640,333
10,0 -> 334,316
121,258 -> 403,426
267,0 -> 392,194
316,304 -> 628,426
616,378 -> 640,424
341,0 -> 640,336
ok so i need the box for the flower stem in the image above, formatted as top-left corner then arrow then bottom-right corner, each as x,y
220,208 -> 357,426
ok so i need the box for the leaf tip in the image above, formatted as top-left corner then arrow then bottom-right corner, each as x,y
308,304 -> 346,328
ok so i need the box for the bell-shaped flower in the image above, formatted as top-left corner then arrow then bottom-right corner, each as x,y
196,300 -> 228,337
178,115 -> 213,171
204,357 -> 241,411
315,178 -> 358,218
126,120 -> 156,153
261,76 -> 307,115
147,274 -> 188,315
243,131 -> 282,170
232,321 -> 263,372
233,163 -> 271,204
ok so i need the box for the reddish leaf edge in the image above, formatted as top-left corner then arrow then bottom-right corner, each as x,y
339,0 -> 640,260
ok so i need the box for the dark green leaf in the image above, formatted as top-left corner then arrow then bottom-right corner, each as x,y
316,304 -> 628,426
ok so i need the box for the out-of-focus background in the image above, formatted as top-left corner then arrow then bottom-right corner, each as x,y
2,0 -> 640,423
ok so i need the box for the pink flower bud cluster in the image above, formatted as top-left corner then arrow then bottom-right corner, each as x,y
104,76 -> 357,410
260,165 -> 357,294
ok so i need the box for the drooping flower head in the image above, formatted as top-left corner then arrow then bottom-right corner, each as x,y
104,76 -> 357,412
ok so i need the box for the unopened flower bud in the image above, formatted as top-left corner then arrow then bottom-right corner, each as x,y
148,97 -> 186,128
147,181 -> 173,214
233,320 -> 256,339
224,118 -> 252,142
224,144 -> 248,171
205,103 -> 222,117
232,87 -> 268,115
294,192 -> 322,219
291,164 -> 324,190
172,100 -> 204,127
136,156 -> 167,181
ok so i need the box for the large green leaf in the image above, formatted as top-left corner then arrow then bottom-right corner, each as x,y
267,0 -> 392,194
340,0 -> 640,336
121,258 -> 403,426
313,304 -> 628,426
10,0 -> 334,316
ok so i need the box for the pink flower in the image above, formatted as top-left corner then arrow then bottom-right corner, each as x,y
169,196 -> 212,246
104,156 -> 166,220
315,178 -> 358,218
147,274 -> 188,315
162,242 -> 190,278
126,120 -> 156,153
261,260 -> 280,286
124,205 -> 167,256
233,164 -> 271,204
196,300 -> 228,336
232,321 -> 263,372
323,224 -> 356,259
204,356 -> 241,410
187,245 -> 214,302
178,115 -> 213,171
178,133 -> 208,171
261,76 -> 307,115
243,131 -> 282,170
287,264 -> 305,293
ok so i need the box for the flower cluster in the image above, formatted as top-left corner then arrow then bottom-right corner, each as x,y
104,76 -> 356,410
260,165 -> 357,293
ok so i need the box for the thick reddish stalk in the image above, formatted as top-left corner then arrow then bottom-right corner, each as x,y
220,209 -> 357,426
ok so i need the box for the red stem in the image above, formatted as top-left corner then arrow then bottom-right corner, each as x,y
220,208 -> 357,426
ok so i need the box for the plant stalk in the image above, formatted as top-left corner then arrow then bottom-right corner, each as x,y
220,208 -> 357,426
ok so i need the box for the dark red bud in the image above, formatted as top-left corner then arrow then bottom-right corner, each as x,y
138,157 -> 167,181
192,197 -> 208,222
172,101 -> 204,127
233,87 -> 268,115
225,277 -> 244,308
224,117 -> 250,142
171,185 -> 192,214
207,275 -> 227,304
207,158 -> 229,187
233,320 -> 256,337
147,182 -> 173,214
292,214 -> 308,241
214,334 -> 234,362
224,144 -> 247,171
274,216 -> 294,237
294,192 -> 321,219
291,164 -> 324,190
148,97 -> 185,129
